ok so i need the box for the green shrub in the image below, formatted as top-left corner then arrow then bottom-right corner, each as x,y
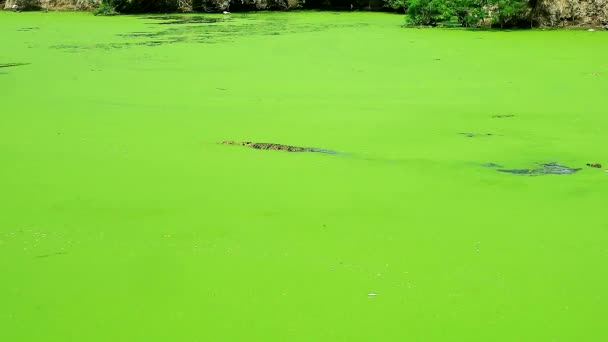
452,0 -> 488,27
406,0 -> 453,26
404,0 -> 531,28
94,1 -> 118,15
490,0 -> 529,28
384,0 -> 408,12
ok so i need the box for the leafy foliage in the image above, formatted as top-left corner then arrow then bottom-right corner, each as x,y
404,0 -> 532,28
452,0 -> 488,27
490,0 -> 529,28
406,0 -> 453,26
93,1 -> 118,15
85,0 -> 532,28
383,0 -> 408,12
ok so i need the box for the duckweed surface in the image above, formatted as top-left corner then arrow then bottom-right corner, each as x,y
1,11 -> 608,342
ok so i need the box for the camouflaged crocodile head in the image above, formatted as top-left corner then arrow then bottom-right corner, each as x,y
222,141 -> 253,146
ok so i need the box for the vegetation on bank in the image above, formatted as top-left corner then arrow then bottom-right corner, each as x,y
89,0 -> 548,28
405,0 -> 534,28
4,0 -> 608,29
89,0 -> 408,14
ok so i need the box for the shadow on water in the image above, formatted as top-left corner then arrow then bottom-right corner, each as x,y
51,15 -> 370,52
142,15 -> 226,25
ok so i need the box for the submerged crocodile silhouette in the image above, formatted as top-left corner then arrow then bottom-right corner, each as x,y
221,141 -> 592,177
484,162 -> 582,175
221,141 -> 342,155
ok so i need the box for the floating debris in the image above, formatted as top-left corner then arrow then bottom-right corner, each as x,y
586,163 -> 602,168
492,114 -> 515,118
458,132 -> 495,138
368,293 -> 377,297
35,251 -> 67,259
0,63 -> 30,69
482,163 -> 503,168
498,162 -> 581,176
221,141 -> 341,155
17,27 -> 40,32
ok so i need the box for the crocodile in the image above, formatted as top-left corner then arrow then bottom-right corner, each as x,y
221,141 -> 341,155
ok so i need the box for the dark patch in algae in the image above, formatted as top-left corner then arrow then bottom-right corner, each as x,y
35,251 -> 67,259
496,162 -> 581,176
17,27 -> 40,32
459,132 -> 496,138
0,63 -> 30,69
52,16 -> 369,51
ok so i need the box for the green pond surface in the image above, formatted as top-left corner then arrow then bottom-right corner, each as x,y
1,10 -> 608,341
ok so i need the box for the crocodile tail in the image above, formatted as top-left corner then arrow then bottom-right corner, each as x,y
308,148 -> 343,155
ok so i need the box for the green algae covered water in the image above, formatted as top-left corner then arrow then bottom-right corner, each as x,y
1,10 -> 608,341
